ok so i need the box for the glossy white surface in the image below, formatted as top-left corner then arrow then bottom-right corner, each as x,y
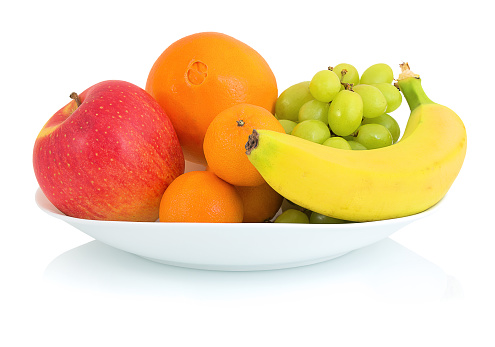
44,238 -> 457,300
35,188 -> 441,271
3,1 -> 494,346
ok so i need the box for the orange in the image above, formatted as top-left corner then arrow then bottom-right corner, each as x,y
159,171 -> 243,223
235,182 -> 284,223
203,103 -> 285,187
145,32 -> 278,165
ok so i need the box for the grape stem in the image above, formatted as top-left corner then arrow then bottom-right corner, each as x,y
340,69 -> 347,80
343,83 -> 354,91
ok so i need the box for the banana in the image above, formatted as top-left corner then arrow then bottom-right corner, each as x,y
245,63 -> 467,222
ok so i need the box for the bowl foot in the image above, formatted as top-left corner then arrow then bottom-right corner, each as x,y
139,252 -> 350,271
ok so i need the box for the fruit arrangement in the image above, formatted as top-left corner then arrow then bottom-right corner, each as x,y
33,32 -> 467,225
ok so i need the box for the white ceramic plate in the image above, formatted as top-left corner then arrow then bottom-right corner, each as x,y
35,188 -> 442,271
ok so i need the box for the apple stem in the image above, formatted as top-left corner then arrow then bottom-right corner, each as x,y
70,92 -> 82,107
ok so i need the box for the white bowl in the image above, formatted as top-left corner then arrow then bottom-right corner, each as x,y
35,188 -> 442,271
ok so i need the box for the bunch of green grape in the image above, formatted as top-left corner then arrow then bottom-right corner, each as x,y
273,63 -> 403,224
275,63 -> 402,151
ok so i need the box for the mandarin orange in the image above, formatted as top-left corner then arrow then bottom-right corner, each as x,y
159,171 -> 243,223
145,32 -> 278,165
203,103 -> 285,187
235,182 -> 283,223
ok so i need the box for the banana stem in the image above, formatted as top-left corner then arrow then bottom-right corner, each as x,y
397,62 -> 435,111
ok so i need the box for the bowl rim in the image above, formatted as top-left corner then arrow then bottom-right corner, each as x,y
35,187 -> 443,230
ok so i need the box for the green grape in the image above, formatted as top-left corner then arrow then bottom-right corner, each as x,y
309,70 -> 341,102
310,211 -> 349,224
342,135 -> 355,141
322,136 -> 352,150
372,83 -> 402,113
360,63 -> 394,84
278,119 -> 298,134
281,199 -> 304,212
355,123 -> 393,149
291,120 -> 330,144
332,63 -> 360,86
281,199 -> 312,217
348,140 -> 367,150
352,84 -> 387,119
327,90 -> 363,136
275,209 -> 310,223
298,99 -> 330,124
275,81 -> 314,122
361,113 -> 401,143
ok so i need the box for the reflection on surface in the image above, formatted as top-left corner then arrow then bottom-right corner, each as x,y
44,238 -> 462,302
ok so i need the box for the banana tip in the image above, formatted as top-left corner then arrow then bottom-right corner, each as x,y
245,129 -> 259,155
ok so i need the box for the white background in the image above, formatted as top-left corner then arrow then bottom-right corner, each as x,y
1,0 -> 494,346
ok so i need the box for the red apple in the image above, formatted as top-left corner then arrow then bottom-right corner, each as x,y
33,80 -> 185,221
